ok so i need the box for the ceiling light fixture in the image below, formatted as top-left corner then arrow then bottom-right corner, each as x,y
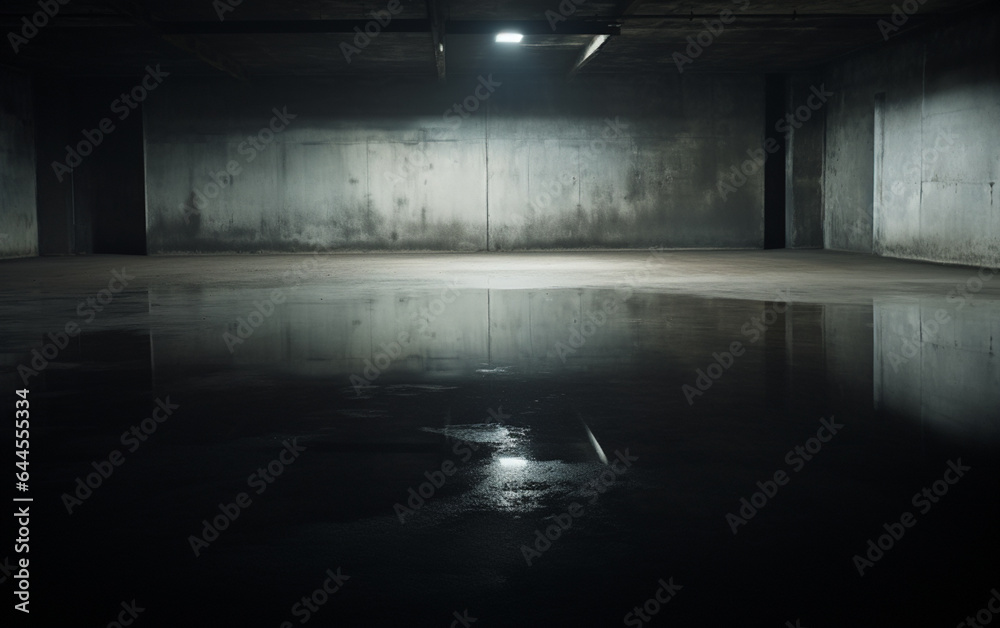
498,456 -> 528,467
496,32 -> 523,43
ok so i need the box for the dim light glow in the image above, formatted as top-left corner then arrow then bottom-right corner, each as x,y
496,32 -> 523,43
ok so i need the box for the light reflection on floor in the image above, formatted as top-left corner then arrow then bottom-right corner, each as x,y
2,252 -> 997,627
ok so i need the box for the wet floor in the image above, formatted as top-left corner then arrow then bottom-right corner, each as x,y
2,251 -> 998,627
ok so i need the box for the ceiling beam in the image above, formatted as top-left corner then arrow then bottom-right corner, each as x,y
11,13 -> 939,36
158,18 -> 430,34
620,13 -> 940,21
107,0 -> 247,80
426,0 -> 447,81
450,20 -> 621,35
160,33 -> 247,80
617,0 -> 647,15
156,19 -> 621,36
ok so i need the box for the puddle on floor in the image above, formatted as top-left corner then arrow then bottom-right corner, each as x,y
4,285 -> 998,626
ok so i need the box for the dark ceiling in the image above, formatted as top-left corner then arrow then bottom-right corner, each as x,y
0,0 -> 992,79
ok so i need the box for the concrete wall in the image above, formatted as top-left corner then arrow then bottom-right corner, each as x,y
785,72 -> 825,249
824,10 -> 1000,266
0,65 -> 37,259
144,73 -> 765,253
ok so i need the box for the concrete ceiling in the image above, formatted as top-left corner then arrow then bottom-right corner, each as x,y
0,0 -> 992,78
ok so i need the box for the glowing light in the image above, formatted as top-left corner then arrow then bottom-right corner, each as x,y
498,456 -> 528,468
578,34 -> 610,66
496,32 -> 523,43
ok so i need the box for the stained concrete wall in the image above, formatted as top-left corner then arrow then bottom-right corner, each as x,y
785,72 -> 825,249
143,74 -> 765,253
0,65 -> 37,259
824,10 -> 1000,265
486,74 -> 764,250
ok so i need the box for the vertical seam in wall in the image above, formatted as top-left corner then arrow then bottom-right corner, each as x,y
30,76 -> 39,256
485,98 -> 490,252
366,138 -> 371,237
920,42 -> 926,235
141,99 -> 149,254
786,76 -> 795,248
821,71 -> 827,250
765,74 -> 770,247
70,169 -> 76,254
577,144 -> 581,209
874,91 -> 884,256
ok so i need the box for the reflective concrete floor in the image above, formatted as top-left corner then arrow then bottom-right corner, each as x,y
2,250 -> 998,627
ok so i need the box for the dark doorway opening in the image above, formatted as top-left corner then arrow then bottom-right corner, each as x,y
35,77 -> 147,255
764,74 -> 787,249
